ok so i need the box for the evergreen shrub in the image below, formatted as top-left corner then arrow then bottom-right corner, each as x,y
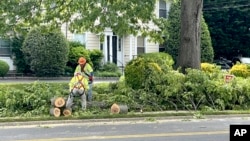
125,52 -> 174,89
0,60 -> 9,77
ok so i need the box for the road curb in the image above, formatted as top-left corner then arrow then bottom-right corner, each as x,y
0,114 -> 249,127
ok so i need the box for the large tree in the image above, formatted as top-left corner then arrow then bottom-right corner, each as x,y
166,0 -> 213,65
177,0 -> 203,72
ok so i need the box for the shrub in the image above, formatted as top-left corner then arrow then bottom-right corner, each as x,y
201,63 -> 220,73
68,41 -> 85,48
22,26 -> 69,77
89,49 -> 104,71
138,52 -> 174,71
0,60 -> 9,77
125,52 -> 174,89
94,62 -> 122,77
67,46 -> 91,73
11,36 -> 32,74
230,64 -> 250,78
94,71 -> 121,77
100,62 -> 119,72
66,42 -> 103,74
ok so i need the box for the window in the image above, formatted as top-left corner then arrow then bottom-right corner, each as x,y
73,33 -> 86,45
0,38 -> 11,56
137,36 -> 145,55
159,0 -> 170,19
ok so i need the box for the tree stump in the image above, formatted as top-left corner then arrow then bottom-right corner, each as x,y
63,108 -> 72,117
110,103 -> 128,114
50,107 -> 61,117
50,97 -> 65,108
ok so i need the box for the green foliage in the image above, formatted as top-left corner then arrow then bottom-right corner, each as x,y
125,52 -> 174,89
95,62 -> 122,77
180,69 -> 209,110
1,75 -> 250,117
0,60 -> 9,77
89,49 -> 104,71
201,17 -> 214,63
66,41 -> 104,74
203,0 -> 250,59
0,0 -> 165,43
22,26 -> 69,77
201,62 -> 221,73
0,82 -> 68,117
94,71 -> 121,77
139,52 -> 174,71
166,0 -> 214,63
94,62 -> 122,77
68,41 -> 85,48
100,62 -> 119,72
229,64 -> 250,78
67,46 -> 90,74
11,36 -> 32,74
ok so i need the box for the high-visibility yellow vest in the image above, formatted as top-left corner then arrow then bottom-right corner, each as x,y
69,75 -> 89,91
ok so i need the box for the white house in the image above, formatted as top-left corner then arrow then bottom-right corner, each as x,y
60,0 -> 170,68
0,0 -> 170,71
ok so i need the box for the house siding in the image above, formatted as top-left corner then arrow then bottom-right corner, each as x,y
85,33 -> 100,50
61,23 -> 73,41
123,36 -> 136,65
146,39 -> 159,53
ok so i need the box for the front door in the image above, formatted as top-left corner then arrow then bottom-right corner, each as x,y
112,36 -> 117,64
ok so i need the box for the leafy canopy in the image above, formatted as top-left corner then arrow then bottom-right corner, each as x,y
0,0 -> 174,42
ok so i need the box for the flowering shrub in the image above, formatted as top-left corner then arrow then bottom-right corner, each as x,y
201,63 -> 219,73
230,64 -> 250,78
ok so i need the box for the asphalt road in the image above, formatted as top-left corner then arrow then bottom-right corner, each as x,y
0,116 -> 249,141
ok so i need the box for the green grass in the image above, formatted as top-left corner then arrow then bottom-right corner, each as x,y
0,110 -> 249,123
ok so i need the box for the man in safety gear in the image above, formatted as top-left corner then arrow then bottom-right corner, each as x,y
65,72 -> 89,110
74,57 -> 94,102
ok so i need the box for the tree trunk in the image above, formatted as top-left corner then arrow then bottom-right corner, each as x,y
50,107 -> 61,117
110,103 -> 128,114
63,108 -> 72,117
50,97 -> 65,108
177,0 -> 203,73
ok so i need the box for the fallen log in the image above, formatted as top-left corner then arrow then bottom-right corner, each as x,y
63,108 -> 72,117
50,97 -> 65,108
110,103 -> 128,114
50,107 -> 61,117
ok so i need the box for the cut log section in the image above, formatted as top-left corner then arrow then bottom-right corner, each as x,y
50,97 -> 65,108
63,108 -> 72,117
110,103 -> 128,114
50,107 -> 61,117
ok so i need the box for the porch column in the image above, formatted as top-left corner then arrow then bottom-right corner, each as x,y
104,35 -> 108,62
109,36 -> 113,63
129,35 -> 133,60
